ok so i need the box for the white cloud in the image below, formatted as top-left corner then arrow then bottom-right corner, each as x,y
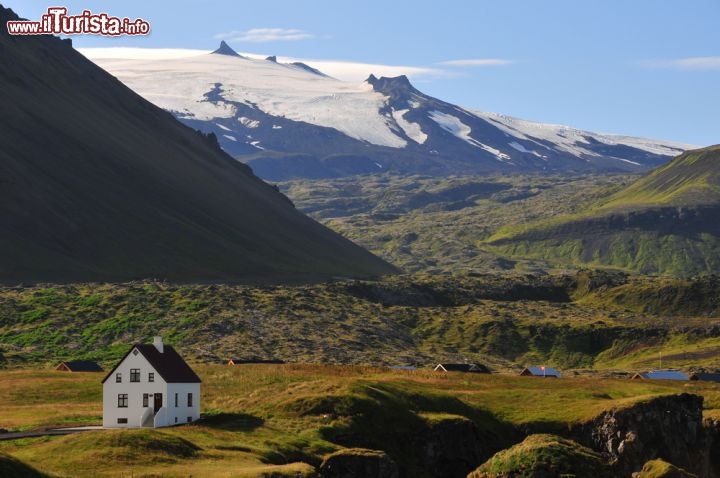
79,48 -> 210,60
79,47 -> 448,83
641,57 -> 720,70
439,59 -> 514,67
215,28 -> 313,43
240,53 -> 447,82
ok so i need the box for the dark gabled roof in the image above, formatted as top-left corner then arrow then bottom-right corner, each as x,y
227,358 -> 285,365
102,344 -> 201,384
434,363 -> 490,373
689,372 -> 720,382
57,360 -> 103,372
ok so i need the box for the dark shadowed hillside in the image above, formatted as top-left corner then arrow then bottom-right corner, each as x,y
0,6 -> 396,283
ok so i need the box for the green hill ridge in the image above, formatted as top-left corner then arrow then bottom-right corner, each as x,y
488,145 -> 720,276
600,144 -> 720,210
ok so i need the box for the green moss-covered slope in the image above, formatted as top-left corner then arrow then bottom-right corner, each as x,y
488,146 -> 720,277
468,434 -> 610,478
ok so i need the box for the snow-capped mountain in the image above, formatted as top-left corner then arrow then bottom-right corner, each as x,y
85,43 -> 692,181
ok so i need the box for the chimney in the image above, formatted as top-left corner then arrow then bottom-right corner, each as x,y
153,336 -> 164,353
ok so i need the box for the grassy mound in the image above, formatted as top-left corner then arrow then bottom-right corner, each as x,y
0,451 -> 50,477
284,381 -> 515,477
635,459 -> 697,478
47,430 -> 200,465
469,433 -> 610,478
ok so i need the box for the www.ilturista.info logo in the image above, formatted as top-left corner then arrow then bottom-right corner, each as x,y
7,7 -> 150,36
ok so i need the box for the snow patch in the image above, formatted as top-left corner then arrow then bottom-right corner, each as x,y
222,134 -> 237,142
392,109 -> 427,144
429,110 -> 511,162
476,110 -> 693,158
616,157 -> 641,166
215,123 -> 232,131
239,117 -> 260,128
272,125 -> 282,129
508,141 -> 546,159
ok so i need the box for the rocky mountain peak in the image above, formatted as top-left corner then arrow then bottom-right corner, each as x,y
212,41 -> 242,57
366,74 -> 424,107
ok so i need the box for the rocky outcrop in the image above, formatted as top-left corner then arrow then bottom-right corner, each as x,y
319,448 -> 399,478
419,416 -> 488,478
573,394 -> 715,477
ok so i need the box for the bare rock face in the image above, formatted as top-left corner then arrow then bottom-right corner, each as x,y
319,448 -> 399,478
419,416 -> 487,478
573,394 -> 715,477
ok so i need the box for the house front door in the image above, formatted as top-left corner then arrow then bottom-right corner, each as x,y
154,393 -> 162,413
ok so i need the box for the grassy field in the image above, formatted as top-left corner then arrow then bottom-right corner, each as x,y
2,365 -> 719,477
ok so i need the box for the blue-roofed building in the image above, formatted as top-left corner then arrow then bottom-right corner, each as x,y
520,366 -> 560,378
689,372 -> 720,382
631,370 -> 689,381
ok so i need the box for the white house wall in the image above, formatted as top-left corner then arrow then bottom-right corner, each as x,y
103,350 -> 168,428
167,383 -> 201,426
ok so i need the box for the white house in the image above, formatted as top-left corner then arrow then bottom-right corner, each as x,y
102,337 -> 201,428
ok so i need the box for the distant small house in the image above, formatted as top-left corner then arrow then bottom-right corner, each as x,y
56,360 -> 103,372
433,363 -> 490,374
689,372 -> 720,382
227,359 -> 285,365
520,366 -> 560,378
631,370 -> 689,381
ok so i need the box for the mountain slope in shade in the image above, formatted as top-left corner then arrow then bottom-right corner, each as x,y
0,6 -> 397,283
83,45 -> 693,181
488,145 -> 720,277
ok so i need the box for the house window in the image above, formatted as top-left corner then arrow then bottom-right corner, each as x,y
187,417 -> 192,423
117,418 -> 128,424
174,393 -> 178,407
115,373 -> 121,383
187,393 -> 193,407
143,393 -> 149,407
117,394 -> 128,408
148,372 -> 154,382
130,369 -> 140,382
175,417 -> 178,424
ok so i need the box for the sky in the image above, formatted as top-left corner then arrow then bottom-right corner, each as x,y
15,0 -> 720,146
